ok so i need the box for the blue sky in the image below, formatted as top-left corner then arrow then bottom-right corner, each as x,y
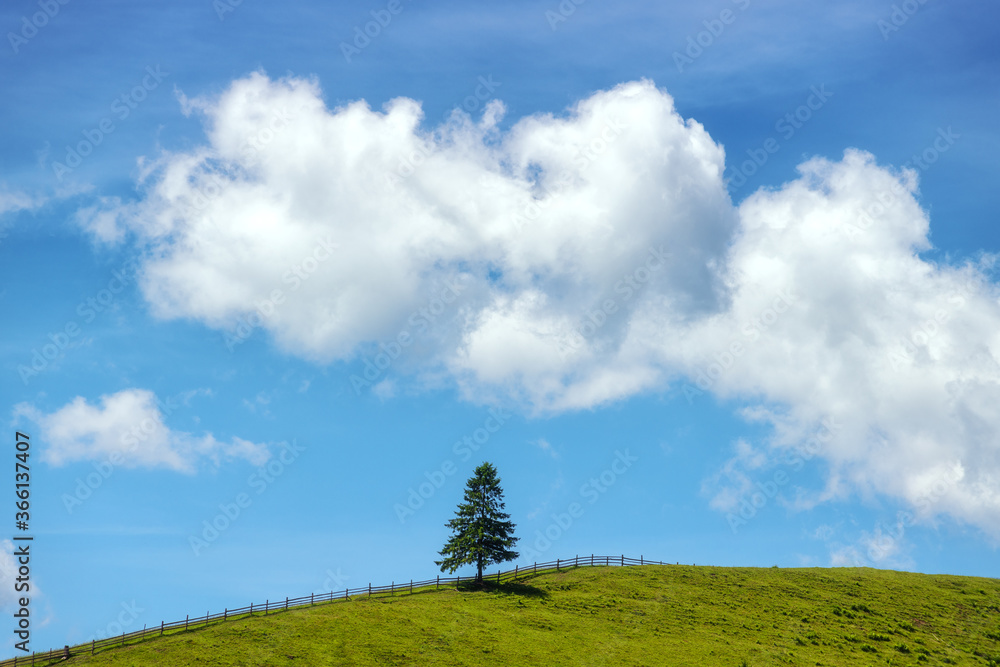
2,0 -> 999,654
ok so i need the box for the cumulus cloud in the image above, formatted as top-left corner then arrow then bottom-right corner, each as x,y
78,71 -> 734,381
14,389 -> 270,473
678,151 -> 1000,537
79,73 -> 1000,537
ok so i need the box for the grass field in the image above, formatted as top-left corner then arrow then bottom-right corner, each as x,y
52,564 -> 1000,666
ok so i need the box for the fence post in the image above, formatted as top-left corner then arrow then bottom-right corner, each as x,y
410,580 -> 413,593
250,602 -> 253,615
557,558 -> 560,571
641,555 -> 644,566
121,632 -> 125,646
369,583 -> 371,597
497,570 -> 500,584
534,561 -> 536,574
185,615 -> 189,630
621,554 -> 624,566
224,608 -> 228,620
265,600 -> 268,616
286,597 -> 289,610
514,564 -> 518,579
436,576 -> 439,590
311,593 -> 314,606
161,621 -> 164,636
92,639 -> 95,654
591,554 -> 594,566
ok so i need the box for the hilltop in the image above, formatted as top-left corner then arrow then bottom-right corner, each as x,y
41,564 -> 1000,666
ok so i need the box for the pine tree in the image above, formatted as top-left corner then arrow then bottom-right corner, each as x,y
436,462 -> 519,584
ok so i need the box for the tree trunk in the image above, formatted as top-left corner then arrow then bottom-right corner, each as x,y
477,556 -> 483,584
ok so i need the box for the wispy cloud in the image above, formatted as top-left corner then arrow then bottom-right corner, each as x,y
532,437 -> 559,459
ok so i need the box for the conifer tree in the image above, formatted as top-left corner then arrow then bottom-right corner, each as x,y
436,462 -> 519,584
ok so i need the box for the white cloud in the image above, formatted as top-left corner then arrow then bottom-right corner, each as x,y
79,72 -> 734,378
812,524 -> 835,541
372,379 -> 397,400
14,389 -> 270,473
242,391 -> 273,417
828,525 -> 915,571
671,150 -> 1000,538
532,437 -> 558,459
0,188 -> 43,245
829,544 -> 865,568
81,73 -> 1000,537
0,188 -> 39,217
73,196 -> 131,244
703,438 -> 769,512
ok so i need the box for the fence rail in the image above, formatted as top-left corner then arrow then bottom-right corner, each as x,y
1,554 -> 665,666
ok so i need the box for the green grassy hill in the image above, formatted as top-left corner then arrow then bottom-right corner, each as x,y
55,564 -> 1000,666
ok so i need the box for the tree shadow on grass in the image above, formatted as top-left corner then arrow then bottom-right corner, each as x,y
456,579 -> 549,598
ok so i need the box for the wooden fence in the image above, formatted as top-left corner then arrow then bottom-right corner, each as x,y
1,554 -> 665,665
